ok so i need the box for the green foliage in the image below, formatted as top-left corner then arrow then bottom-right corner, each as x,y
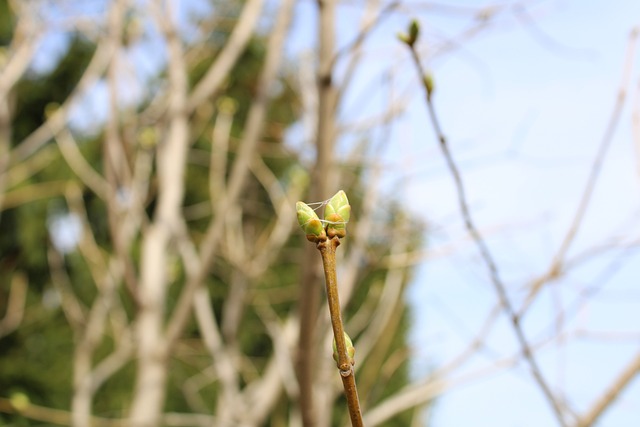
0,0 -> 14,46
12,35 -> 95,143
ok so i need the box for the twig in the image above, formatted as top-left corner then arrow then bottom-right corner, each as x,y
54,128 -> 110,200
186,0 -> 265,112
317,236 -> 364,427
576,351 -> 640,427
0,272 -> 27,338
400,23 -> 569,427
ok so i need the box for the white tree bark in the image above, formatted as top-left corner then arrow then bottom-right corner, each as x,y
129,1 -> 189,424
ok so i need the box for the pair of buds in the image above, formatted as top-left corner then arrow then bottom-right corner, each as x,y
296,190 -> 351,242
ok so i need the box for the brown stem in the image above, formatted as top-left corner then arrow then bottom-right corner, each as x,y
318,236 -> 364,427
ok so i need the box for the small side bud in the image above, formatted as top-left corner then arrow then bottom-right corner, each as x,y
424,72 -> 435,98
332,332 -> 356,366
10,392 -> 30,412
397,32 -> 411,45
296,201 -> 326,242
324,190 -> 351,238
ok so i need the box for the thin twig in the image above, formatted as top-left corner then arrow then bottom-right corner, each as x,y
576,351 -> 640,427
186,0 -> 264,112
403,34 -> 569,426
520,27 -> 639,315
318,236 -> 364,427
0,272 -> 27,338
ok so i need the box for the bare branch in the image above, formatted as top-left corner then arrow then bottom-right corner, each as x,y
0,272 -> 27,337
576,351 -> 640,427
186,0 -> 265,111
54,128 -> 110,199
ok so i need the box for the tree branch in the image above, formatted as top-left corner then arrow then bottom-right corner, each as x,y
402,26 -> 569,426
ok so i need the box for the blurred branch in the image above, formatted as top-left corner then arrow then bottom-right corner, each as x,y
166,0 -> 294,351
0,272 -> 27,338
350,231 -> 409,365
47,246 -> 87,331
257,307 -> 301,400
0,8 -> 40,96
401,23 -> 569,426
336,0 -> 400,99
576,350 -> 640,427
10,1 -> 122,166
520,27 -> 639,316
193,287 -> 243,425
513,4 -> 596,58
3,145 -> 58,189
64,183 -> 131,426
1,180 -> 69,212
0,10 -> 40,212
0,399 -> 216,427
0,397 -> 126,427
186,0 -> 265,111
209,99 -> 235,205
54,128 -> 110,199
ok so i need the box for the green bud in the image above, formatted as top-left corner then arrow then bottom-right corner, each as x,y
332,331 -> 356,366
398,20 -> 420,46
397,32 -> 411,45
424,72 -> 435,98
408,20 -> 420,45
324,190 -> 351,238
10,392 -> 30,412
296,201 -> 326,241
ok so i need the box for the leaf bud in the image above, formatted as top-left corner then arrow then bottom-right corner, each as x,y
324,190 -> 351,238
397,19 -> 420,46
296,201 -> 326,242
332,331 -> 356,366
424,72 -> 435,98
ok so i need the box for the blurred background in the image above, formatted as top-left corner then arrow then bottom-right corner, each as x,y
0,0 -> 639,426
